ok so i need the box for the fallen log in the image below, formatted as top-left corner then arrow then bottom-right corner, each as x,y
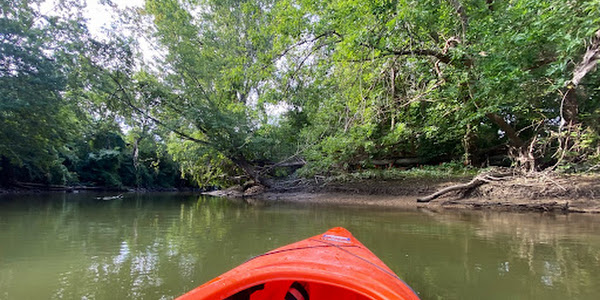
442,200 -> 570,212
417,171 -> 512,203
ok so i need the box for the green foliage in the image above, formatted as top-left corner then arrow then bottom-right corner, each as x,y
0,1 -> 189,188
551,126 -> 600,173
121,0 -> 302,183
0,0 -> 71,174
80,149 -> 123,187
68,123 -> 186,188
328,161 -> 477,183
267,0 -> 600,176
167,137 -> 234,188
4,0 -> 600,188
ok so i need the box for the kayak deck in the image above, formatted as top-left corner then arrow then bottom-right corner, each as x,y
178,227 -> 419,300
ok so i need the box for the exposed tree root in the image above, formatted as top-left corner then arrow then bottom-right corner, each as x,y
417,170 -> 513,203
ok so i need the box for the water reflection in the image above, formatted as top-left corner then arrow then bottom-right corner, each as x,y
0,193 -> 599,299
402,210 -> 600,299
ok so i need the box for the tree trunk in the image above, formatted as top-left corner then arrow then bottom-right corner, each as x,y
462,123 -> 477,166
0,156 -> 16,187
562,29 -> 600,126
231,156 -> 270,188
132,136 -> 143,188
562,87 -> 578,125
486,0 -> 494,11
485,113 -> 524,147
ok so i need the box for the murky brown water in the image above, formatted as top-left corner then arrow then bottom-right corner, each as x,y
1,193 -> 599,299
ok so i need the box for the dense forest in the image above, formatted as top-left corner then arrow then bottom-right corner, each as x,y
1,0 -> 599,190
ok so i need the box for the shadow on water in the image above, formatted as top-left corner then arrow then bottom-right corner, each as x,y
0,192 -> 599,299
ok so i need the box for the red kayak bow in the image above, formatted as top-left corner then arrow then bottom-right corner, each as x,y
178,227 -> 420,300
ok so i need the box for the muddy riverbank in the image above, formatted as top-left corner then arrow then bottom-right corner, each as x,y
207,174 -> 600,213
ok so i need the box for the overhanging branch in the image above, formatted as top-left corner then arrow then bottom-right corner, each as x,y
109,73 -> 210,146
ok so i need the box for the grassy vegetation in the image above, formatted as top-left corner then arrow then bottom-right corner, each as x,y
326,162 -> 479,183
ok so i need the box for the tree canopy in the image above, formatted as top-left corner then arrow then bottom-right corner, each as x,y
2,0 -> 600,188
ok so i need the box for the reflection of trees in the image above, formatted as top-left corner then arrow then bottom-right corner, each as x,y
477,213 -> 600,298
0,193 -> 247,299
420,211 -> 600,299
63,194 -> 246,299
2,194 -> 600,299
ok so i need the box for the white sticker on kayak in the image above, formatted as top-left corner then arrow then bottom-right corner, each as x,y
322,234 -> 351,243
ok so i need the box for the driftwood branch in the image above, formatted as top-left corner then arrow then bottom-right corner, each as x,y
417,171 -> 512,203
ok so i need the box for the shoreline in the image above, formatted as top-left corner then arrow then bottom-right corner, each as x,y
209,174 -> 600,214
251,192 -> 596,213
0,186 -> 203,195
3,174 -> 600,214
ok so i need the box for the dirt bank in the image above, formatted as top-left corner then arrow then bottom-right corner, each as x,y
207,174 -> 600,213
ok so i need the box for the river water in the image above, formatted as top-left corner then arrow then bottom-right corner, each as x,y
0,193 -> 599,300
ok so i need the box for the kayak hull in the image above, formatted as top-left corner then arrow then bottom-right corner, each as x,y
178,227 -> 419,300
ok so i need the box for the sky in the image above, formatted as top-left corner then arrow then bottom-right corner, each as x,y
41,0 -> 145,38
83,0 -> 145,36
40,0 -> 165,69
